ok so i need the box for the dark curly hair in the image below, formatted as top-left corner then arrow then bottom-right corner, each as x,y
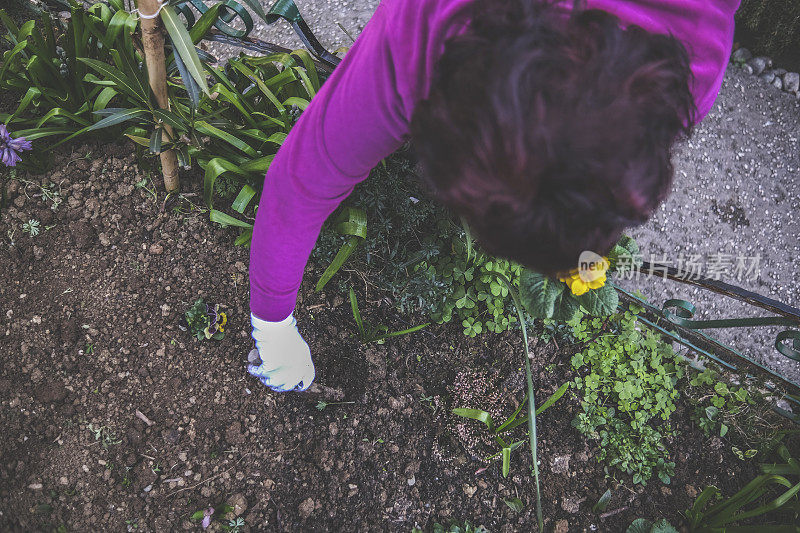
410,0 -> 696,275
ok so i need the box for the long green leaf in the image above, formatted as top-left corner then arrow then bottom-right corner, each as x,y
78,57 -> 147,102
231,185 -> 256,214
109,48 -> 148,104
0,40 -> 28,85
210,83 -> 255,124
93,86 -> 118,112
0,9 -> 21,37
497,382 -> 570,433
709,477 -> 800,527
240,155 -> 274,173
151,109 -> 186,131
501,274 -> 543,532
35,108 -> 91,128
9,127 -> 74,141
209,209 -> 253,228
230,61 -> 284,114
315,236 -> 360,292
234,230 -> 253,247
460,216 -> 474,262
160,6 -> 210,95
452,409 -> 494,431
536,382 -> 569,415
171,35 -> 200,110
195,120 -> 257,156
6,87 -> 41,124
149,126 -> 162,154
496,398 -> 528,433
237,0 -> 269,21
88,108 -> 148,131
189,3 -> 221,44
202,157 -> 250,208
125,133 -> 150,148
372,323 -> 429,342
103,10 -> 131,50
502,447 -> 511,478
335,207 -> 367,239
349,287 -> 364,336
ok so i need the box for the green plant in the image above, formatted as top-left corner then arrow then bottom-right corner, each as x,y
14,176 -> 64,210
87,423 -> 121,449
312,156 -> 528,338
593,488 -> 612,513
225,518 -> 245,533
685,443 -> 800,530
315,400 -> 355,411
519,235 -> 639,323
21,218 -> 40,236
314,206 -> 367,292
736,0 -> 800,71
0,2 -> 143,155
453,382 -> 568,478
686,366 -> 791,459
194,48 -> 323,241
503,497 -> 524,513
629,443 -> 800,531
183,298 -> 227,341
348,287 -> 428,344
419,239 -> 522,335
311,151 -> 454,312
569,305 -> 682,485
2,2 -> 322,244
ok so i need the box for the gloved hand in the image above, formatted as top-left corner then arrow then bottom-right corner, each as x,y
247,313 -> 315,392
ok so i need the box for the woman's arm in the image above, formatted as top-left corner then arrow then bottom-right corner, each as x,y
248,2 -> 411,322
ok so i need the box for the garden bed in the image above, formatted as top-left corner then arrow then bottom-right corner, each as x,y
1,142 -> 794,532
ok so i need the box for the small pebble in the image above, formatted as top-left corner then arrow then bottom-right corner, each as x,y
747,56 -> 769,76
731,47 -> 751,63
783,72 -> 799,93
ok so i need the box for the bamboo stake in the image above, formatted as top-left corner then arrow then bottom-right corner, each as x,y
138,0 -> 180,192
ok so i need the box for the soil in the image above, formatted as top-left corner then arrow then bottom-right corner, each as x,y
0,144 -> 793,532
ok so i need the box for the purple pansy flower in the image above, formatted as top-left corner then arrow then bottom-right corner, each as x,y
201,506 -> 215,529
0,124 -> 33,167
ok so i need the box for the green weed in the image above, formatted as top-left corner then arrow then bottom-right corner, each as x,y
569,306 -> 682,485
348,287 -> 428,344
453,382 -> 568,478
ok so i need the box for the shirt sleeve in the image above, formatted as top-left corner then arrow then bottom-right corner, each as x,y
249,1 -> 410,322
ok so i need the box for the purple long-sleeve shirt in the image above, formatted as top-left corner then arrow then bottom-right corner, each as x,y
250,0 -> 740,321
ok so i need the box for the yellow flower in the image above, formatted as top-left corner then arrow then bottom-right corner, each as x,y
558,257 -> 609,296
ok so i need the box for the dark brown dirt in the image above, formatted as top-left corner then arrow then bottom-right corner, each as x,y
0,143 -> 789,532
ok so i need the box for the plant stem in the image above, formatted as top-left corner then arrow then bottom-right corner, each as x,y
138,0 -> 180,192
499,273 -> 544,531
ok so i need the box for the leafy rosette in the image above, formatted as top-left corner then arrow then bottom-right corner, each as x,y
181,298 -> 227,341
519,236 -> 640,322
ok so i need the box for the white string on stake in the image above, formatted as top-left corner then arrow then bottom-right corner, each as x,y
130,0 -> 168,20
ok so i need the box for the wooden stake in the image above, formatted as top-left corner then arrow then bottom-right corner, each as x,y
138,0 -> 179,192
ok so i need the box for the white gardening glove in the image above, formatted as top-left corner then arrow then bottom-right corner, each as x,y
247,313 -> 315,392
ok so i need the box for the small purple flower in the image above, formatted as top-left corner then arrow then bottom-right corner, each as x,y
0,124 -> 33,167
201,506 -> 215,529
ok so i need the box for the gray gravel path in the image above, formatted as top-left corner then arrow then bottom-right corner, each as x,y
622,66 -> 800,386
214,1 -> 800,385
